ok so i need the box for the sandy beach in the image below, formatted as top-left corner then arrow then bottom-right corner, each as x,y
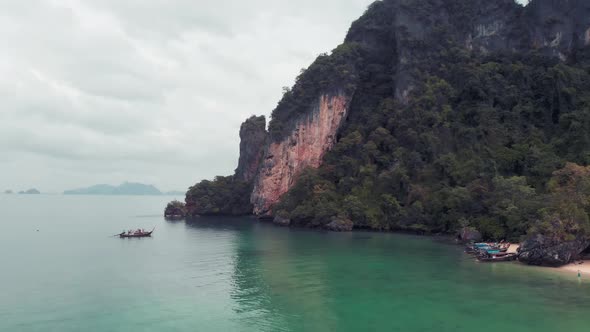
494,243 -> 587,278
506,244 -> 519,254
559,261 -> 590,277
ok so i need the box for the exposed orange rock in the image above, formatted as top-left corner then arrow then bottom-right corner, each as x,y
251,93 -> 350,215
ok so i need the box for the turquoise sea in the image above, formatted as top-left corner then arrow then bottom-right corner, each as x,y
1,195 -> 589,332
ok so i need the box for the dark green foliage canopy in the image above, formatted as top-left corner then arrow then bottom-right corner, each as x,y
179,0 -> 590,243
165,200 -> 186,218
276,42 -> 590,241
185,176 -> 253,216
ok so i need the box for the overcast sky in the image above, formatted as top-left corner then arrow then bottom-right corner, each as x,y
0,0 -> 381,193
0,0 -> 527,193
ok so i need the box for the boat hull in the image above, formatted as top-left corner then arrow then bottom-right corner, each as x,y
119,232 -> 153,238
477,253 -> 517,262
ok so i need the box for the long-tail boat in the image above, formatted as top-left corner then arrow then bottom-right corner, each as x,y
119,228 -> 154,238
477,252 -> 517,262
465,242 -> 509,254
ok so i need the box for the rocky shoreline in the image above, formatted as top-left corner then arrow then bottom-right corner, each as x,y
168,207 -> 590,269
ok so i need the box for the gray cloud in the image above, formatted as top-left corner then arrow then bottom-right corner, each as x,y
0,0 -> 528,193
0,0 -> 375,193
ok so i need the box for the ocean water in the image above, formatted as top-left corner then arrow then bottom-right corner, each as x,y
1,194 -> 589,332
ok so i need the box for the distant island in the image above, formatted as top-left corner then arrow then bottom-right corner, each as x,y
19,188 -> 40,195
64,182 -> 182,196
4,190 -> 13,194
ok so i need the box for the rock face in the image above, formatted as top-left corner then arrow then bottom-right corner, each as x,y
325,216 -> 354,232
175,116 -> 266,217
345,0 -> 590,100
518,234 -> 590,267
457,227 -> 482,243
176,0 -> 590,221
273,215 -> 291,227
235,116 -> 267,182
346,0 -> 526,101
165,200 -> 186,220
527,0 -> 590,55
245,0 -> 590,217
251,93 -> 351,215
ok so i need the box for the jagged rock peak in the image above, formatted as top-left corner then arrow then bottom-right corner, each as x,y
345,0 -> 589,55
235,115 -> 267,182
526,0 -> 590,56
239,0 -> 590,218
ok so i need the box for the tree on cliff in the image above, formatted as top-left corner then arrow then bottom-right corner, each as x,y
268,43 -> 362,140
271,0 -> 590,241
275,45 -> 590,240
165,200 -> 186,219
171,0 -> 590,253
531,163 -> 590,241
171,115 -> 267,217
185,176 -> 253,216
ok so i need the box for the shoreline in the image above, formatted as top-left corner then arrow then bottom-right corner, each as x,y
483,242 -> 588,279
506,243 -> 519,253
558,261 -> 590,277
184,216 -> 590,279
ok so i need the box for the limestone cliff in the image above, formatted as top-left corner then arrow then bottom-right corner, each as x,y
248,0 -> 590,216
527,0 -> 590,59
251,93 -> 351,215
175,0 -> 590,224
177,116 -> 267,217
235,116 -> 267,182
345,0 -> 590,100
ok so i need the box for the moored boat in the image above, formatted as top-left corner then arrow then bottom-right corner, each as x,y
465,242 -> 509,254
119,228 -> 154,238
477,252 -> 517,262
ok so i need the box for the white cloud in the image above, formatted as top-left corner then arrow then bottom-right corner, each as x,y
0,0 -> 374,192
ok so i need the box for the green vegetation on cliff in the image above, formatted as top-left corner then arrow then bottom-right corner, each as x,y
268,43 -> 362,140
165,200 -> 186,219
185,176 -> 253,216
173,0 -> 590,249
276,44 -> 590,241
180,115 -> 267,217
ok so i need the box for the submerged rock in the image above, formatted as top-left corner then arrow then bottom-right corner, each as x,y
273,215 -> 291,227
325,217 -> 354,232
518,234 -> 590,267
